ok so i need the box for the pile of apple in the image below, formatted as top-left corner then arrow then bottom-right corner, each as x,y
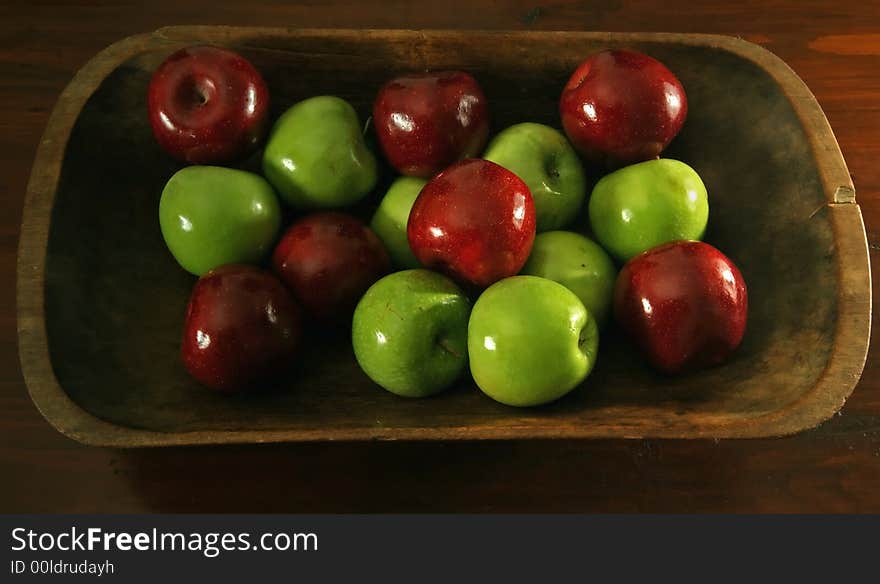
150,45 -> 748,407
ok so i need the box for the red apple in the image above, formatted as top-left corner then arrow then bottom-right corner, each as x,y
407,159 -> 536,288
373,71 -> 489,177
560,49 -> 687,168
614,241 -> 748,374
272,212 -> 390,324
181,264 -> 301,391
148,45 -> 269,164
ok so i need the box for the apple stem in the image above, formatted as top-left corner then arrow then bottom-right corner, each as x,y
362,115 -> 373,137
438,338 -> 461,358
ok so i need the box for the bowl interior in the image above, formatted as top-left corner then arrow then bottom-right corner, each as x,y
44,33 -> 837,436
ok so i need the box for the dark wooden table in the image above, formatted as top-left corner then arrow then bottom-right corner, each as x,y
2,1 -> 878,513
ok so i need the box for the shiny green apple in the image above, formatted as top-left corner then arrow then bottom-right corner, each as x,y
520,231 -> 616,326
468,275 -> 598,407
588,158 -> 708,261
483,122 -> 586,232
262,96 -> 378,209
352,269 -> 471,398
369,177 -> 427,269
159,166 -> 281,276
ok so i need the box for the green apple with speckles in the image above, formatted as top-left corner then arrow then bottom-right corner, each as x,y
520,231 -> 616,326
468,275 -> 598,407
159,166 -> 281,276
588,158 -> 708,261
352,269 -> 471,398
483,122 -> 586,232
262,96 -> 378,209
370,176 -> 427,269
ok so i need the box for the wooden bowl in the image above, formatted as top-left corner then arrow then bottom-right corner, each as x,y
17,27 -> 871,445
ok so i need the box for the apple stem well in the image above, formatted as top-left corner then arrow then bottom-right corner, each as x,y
578,322 -> 596,354
176,76 -> 215,108
437,336 -> 462,358
544,154 -> 561,179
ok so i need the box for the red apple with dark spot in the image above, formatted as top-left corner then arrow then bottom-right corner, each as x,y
614,241 -> 748,374
272,212 -> 390,324
148,45 -> 269,164
181,264 -> 301,392
407,159 -> 536,288
373,71 -> 489,177
560,49 -> 687,168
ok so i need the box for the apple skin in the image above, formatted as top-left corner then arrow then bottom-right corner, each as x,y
407,159 -> 536,288
352,269 -> 471,398
271,212 -> 390,324
520,231 -> 617,326
159,166 -> 281,276
560,49 -> 687,168
148,46 -> 269,164
468,276 -> 598,407
589,158 -> 708,262
370,177 -> 427,269
373,71 -> 490,177
614,240 -> 748,374
181,264 -> 301,391
263,96 -> 378,209
483,123 -> 586,232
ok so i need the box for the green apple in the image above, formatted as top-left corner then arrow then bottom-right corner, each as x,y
352,269 -> 471,398
468,276 -> 598,407
520,231 -> 616,326
588,158 -> 708,261
483,122 -> 586,232
369,177 -> 427,269
159,166 -> 281,276
262,96 -> 378,209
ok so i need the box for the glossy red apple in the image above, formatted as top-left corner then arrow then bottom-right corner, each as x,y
181,264 -> 301,391
148,45 -> 269,164
614,241 -> 748,374
272,212 -> 390,324
407,159 -> 535,288
560,49 -> 687,168
373,71 -> 489,177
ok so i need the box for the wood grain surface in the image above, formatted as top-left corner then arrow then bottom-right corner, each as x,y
2,0 -> 879,512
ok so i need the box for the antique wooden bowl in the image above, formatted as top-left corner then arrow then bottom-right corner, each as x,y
17,27 -> 871,445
